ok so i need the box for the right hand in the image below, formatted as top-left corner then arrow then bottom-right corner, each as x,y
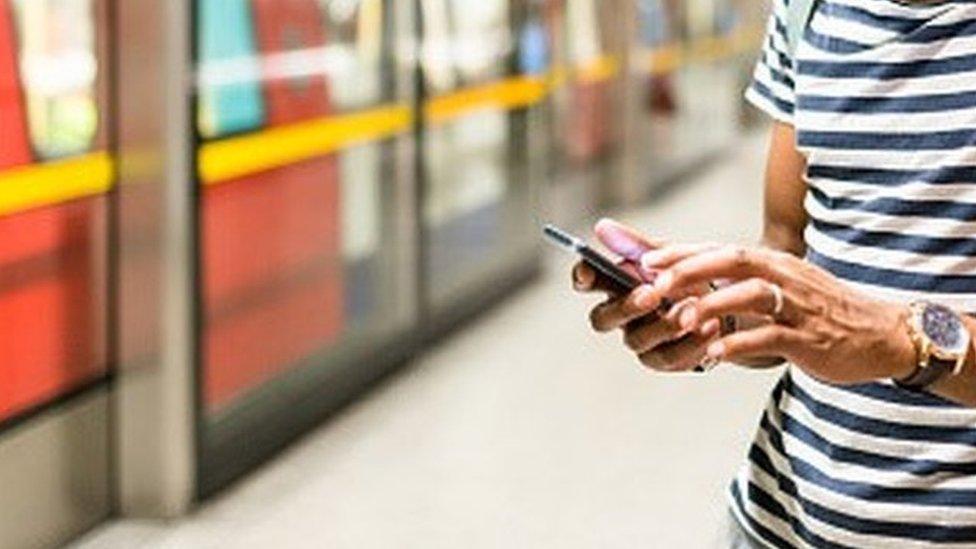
572,219 -> 721,372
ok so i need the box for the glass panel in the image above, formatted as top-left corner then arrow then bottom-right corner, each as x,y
196,0 -> 411,415
11,0 -> 99,159
421,0 -> 538,308
0,0 -> 109,423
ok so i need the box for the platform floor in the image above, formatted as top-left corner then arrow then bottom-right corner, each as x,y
73,130 -> 781,549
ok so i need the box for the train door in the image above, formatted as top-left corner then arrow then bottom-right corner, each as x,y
194,0 -> 418,497
0,0 -> 112,545
419,0 -> 541,328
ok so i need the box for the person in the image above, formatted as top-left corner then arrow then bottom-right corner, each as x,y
572,0 -> 976,547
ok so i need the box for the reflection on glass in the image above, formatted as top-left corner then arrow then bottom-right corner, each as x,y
198,0 -> 408,414
252,0 -> 330,123
321,0 -> 390,326
565,0 -> 600,66
421,0 -> 538,307
320,0 -> 384,111
518,4 -> 550,76
0,0 -> 108,422
0,0 -> 30,168
197,0 -> 266,138
12,0 -> 98,159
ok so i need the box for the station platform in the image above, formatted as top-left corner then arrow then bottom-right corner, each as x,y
72,129 -> 781,548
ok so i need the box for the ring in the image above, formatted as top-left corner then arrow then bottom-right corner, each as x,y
768,282 -> 785,318
696,355 -> 721,373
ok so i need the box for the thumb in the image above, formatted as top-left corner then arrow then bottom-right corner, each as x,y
594,218 -> 665,261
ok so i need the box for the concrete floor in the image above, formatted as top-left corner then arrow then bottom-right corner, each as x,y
73,130 -> 780,549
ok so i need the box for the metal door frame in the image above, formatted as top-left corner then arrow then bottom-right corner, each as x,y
113,0 -> 197,517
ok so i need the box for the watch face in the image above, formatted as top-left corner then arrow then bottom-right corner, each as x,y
922,304 -> 968,354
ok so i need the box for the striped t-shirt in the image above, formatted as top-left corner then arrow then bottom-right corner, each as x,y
738,0 -> 976,546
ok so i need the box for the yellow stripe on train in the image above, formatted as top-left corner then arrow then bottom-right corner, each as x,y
0,152 -> 113,217
425,76 -> 549,125
199,104 -> 413,185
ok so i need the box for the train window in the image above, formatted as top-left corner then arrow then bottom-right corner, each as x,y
196,0 -> 413,417
0,1 -> 30,168
565,0 -> 601,66
421,0 -> 509,92
419,0 -> 456,93
11,0 -> 99,159
449,0 -> 509,84
197,0 -> 266,138
419,0 -> 541,312
320,0 -> 385,111
0,0 -> 109,424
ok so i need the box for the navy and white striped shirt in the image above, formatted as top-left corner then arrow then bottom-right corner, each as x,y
739,0 -> 976,546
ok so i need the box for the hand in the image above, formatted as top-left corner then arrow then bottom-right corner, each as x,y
572,219 -> 719,372
644,244 -> 916,385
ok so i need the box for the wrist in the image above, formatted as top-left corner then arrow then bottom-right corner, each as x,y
885,303 -> 917,381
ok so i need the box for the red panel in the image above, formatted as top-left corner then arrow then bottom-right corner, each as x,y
203,157 -> 343,412
0,0 -> 31,168
203,0 -> 343,412
251,0 -> 331,125
203,261 -> 343,409
0,197 -> 108,421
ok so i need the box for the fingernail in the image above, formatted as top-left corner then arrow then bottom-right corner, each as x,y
640,252 -> 660,270
634,285 -> 658,309
679,305 -> 698,330
700,318 -> 721,337
655,270 -> 673,290
707,341 -> 725,359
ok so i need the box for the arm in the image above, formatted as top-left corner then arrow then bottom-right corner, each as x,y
729,122 -> 807,368
569,123 -> 811,375
762,122 -> 807,257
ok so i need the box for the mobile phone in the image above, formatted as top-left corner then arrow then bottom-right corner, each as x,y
543,223 -> 643,294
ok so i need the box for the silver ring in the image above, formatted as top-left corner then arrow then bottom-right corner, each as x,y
698,355 -> 720,372
768,282 -> 785,317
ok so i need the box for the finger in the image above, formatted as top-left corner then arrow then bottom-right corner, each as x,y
589,285 -> 660,332
639,320 -> 722,372
680,278 -> 795,330
594,218 -> 666,262
574,261 -> 644,295
622,302 -> 688,353
573,262 -> 596,291
706,325 -> 802,364
639,242 -> 722,272
655,246 -> 788,297
623,299 -> 715,353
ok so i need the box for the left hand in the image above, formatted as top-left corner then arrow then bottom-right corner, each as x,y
643,244 -> 917,385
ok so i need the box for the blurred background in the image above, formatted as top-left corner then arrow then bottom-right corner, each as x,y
0,0 -> 781,547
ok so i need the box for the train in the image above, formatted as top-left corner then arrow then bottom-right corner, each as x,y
0,0 -> 763,546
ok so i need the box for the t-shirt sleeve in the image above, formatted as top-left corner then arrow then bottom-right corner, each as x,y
745,0 -> 797,124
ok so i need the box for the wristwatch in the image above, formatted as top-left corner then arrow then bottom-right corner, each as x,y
896,302 -> 971,390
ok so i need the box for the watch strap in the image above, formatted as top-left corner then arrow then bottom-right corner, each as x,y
895,358 -> 954,391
